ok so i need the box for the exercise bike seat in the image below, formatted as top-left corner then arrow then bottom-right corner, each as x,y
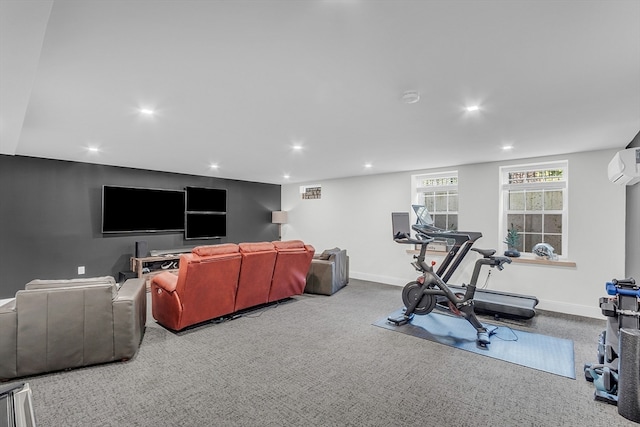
471,248 -> 496,258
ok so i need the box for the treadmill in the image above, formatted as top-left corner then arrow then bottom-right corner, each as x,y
404,205 -> 538,320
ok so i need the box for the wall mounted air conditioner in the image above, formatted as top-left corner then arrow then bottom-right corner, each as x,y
608,147 -> 640,186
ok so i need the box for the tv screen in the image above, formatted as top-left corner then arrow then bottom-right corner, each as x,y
102,185 -> 185,233
184,212 -> 226,240
185,187 -> 227,213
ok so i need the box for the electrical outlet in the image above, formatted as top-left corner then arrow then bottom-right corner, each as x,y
78,266 -> 85,275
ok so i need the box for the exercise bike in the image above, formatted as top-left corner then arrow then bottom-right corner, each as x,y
388,230 -> 511,348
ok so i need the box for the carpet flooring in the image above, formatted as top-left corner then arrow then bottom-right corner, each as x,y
15,279 -> 637,426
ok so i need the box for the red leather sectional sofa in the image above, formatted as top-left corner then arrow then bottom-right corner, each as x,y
150,240 -> 315,331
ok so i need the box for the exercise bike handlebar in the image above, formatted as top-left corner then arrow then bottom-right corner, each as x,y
485,255 -> 512,271
394,232 -> 510,267
393,232 -> 433,246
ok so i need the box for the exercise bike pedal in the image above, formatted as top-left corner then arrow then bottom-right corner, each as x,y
387,313 -> 414,326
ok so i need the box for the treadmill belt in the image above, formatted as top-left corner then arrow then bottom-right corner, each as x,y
449,285 -> 539,319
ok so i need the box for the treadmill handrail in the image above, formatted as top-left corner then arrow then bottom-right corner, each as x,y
412,224 -> 482,243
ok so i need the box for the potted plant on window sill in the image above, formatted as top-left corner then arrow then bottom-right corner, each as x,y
503,224 -> 521,257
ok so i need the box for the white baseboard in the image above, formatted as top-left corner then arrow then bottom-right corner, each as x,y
350,271 -> 407,287
537,299 -> 604,319
350,271 -> 605,319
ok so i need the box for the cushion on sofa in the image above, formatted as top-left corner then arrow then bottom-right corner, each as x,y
272,240 -> 305,250
268,241 -> 315,302
25,276 -> 118,299
235,242 -> 277,312
192,243 -> 240,257
239,242 -> 275,253
26,276 -> 116,289
317,247 -> 341,260
153,247 -> 242,330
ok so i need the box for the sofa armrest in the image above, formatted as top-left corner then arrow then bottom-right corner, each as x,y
330,250 -> 349,287
116,277 -> 146,300
151,272 -> 178,293
0,302 -> 17,379
113,278 -> 146,360
305,259 -> 337,296
309,259 -> 334,270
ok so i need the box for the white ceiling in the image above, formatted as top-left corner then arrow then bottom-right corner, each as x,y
1,0 -> 639,184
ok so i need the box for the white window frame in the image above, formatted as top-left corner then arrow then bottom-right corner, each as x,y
499,161 -> 569,258
412,171 -> 458,230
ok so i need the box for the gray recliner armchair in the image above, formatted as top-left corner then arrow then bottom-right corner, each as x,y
305,248 -> 349,295
0,276 -> 146,380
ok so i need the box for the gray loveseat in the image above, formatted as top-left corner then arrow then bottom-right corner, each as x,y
0,276 -> 146,380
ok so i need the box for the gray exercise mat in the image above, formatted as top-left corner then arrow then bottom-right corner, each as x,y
374,308 -> 575,379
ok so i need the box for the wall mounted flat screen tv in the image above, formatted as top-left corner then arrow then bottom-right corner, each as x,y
102,185 -> 185,234
185,186 -> 227,212
184,212 -> 226,240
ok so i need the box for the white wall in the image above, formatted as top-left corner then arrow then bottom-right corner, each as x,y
282,149 -> 626,319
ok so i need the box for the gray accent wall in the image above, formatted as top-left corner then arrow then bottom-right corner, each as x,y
627,131 -> 640,280
0,155 -> 281,298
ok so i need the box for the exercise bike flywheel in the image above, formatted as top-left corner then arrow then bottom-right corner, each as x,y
402,281 -> 436,315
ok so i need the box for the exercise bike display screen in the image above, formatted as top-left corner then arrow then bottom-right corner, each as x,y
412,204 -> 434,226
391,212 -> 411,239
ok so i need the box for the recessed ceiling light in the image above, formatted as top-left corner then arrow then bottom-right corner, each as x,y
292,144 -> 303,151
402,91 -> 420,104
283,174 -> 290,179
139,108 -> 155,116
209,163 -> 219,169
364,163 -> 373,169
465,105 -> 480,112
502,145 -> 514,151
84,145 -> 102,155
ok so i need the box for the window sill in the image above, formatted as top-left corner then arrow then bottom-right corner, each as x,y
406,249 -> 451,256
509,254 -> 576,267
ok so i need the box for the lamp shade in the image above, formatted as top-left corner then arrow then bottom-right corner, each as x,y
272,211 -> 288,224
